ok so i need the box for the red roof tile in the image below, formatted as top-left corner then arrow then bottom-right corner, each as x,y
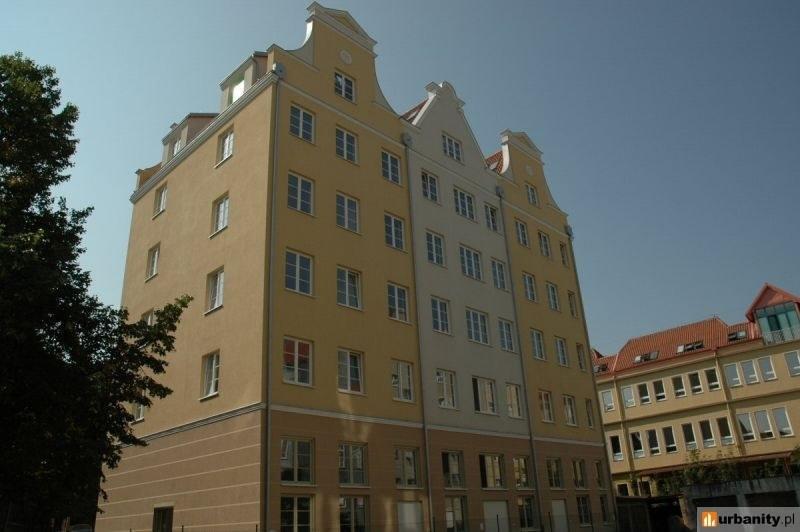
401,99 -> 426,123
485,150 -> 503,173
746,283 -> 800,321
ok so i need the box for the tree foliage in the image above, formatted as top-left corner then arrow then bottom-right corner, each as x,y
0,52 -> 190,526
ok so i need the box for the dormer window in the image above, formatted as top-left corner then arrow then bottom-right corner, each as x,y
633,351 -> 658,364
334,72 -> 355,102
727,330 -> 747,342
677,341 -> 704,354
171,138 -> 182,157
756,303 -> 800,345
442,134 -> 462,162
228,75 -> 245,106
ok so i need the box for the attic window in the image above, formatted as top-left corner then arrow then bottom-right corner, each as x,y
677,341 -> 704,354
727,330 -> 747,342
593,363 -> 608,374
227,75 -> 245,106
633,351 -> 659,364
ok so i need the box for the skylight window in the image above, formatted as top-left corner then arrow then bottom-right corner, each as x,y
677,341 -> 704,354
727,330 -> 747,342
633,351 -> 659,364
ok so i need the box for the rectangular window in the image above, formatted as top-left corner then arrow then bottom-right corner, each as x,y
384,213 -> 405,250
663,426 -> 677,453
381,150 -> 401,184
387,283 -> 409,322
518,497 -> 537,531
506,383 -> 522,417
688,372 -> 703,394
672,375 -> 686,397
546,458 -> 563,488
741,360 -> 759,384
442,451 -> 464,488
338,443 -> 367,485
280,438 -> 312,483
572,458 -> 587,488
146,244 -> 160,279
202,351 -> 220,397
289,105 -> 314,142
337,350 -> 363,393
738,413 -> 756,441
479,454 -> 505,488
453,187 -> 475,220
152,507 -> 173,532
532,329 -> 546,360
442,133 -> 463,161
280,496 -> 312,532
560,242 -> 570,267
283,338 -> 312,386
285,251 -> 313,295
599,495 -> 610,523
653,379 -> 666,401
523,273 -> 537,301
754,410 -> 774,439
426,231 -> 445,266
514,456 -> 531,488
466,308 -> 489,344
758,356 -> 776,381
682,423 -> 697,450
610,435 -> 623,461
785,351 -> 800,376
577,496 -> 592,526
431,297 -> 451,334
334,71 -> 355,101
647,429 -> 660,455
637,383 -> 651,404
445,497 -> 467,532
705,368 -> 721,390
472,377 -> 497,414
132,402 -> 146,421
336,267 -> 361,309
339,496 -> 367,532
538,232 -> 551,257
577,344 -> 587,371
153,184 -> 167,216
499,319 -> 515,352
336,193 -> 359,232
621,386 -> 635,408
539,390 -> 554,422
630,431 -> 644,458
391,360 -> 414,402
526,183 -> 539,206
287,173 -> 313,214
206,268 -> 225,311
436,369 -> 457,409
211,194 -> 229,234
394,447 -> 419,487
773,407 -> 794,437
335,127 -> 357,162
564,395 -> 578,426
724,363 -> 741,387
555,337 -> 569,366
601,390 -> 615,412
421,171 -> 439,202
699,420 -> 715,447
491,259 -> 507,290
546,282 -> 560,311
218,128 -> 234,162
229,77 -> 245,104
714,417 -> 734,445
568,291 -> 578,318
458,245 -> 483,281
515,220 -> 529,247
485,203 -> 500,232
595,460 -> 606,488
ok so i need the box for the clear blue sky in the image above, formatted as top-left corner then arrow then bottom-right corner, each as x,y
3,1 -> 799,354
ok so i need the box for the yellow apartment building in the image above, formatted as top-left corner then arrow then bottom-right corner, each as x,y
97,4 -> 610,531
595,283 -> 800,498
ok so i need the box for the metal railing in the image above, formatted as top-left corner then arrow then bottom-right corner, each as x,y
763,325 -> 800,345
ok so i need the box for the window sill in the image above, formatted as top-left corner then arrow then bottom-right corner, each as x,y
466,339 -> 491,348
336,225 -> 362,236
152,209 -> 165,220
283,380 -> 314,389
286,288 -> 315,299
215,154 -> 233,169
145,273 -> 158,283
340,484 -> 370,489
388,316 -> 412,326
280,482 -> 316,487
209,226 -> 228,239
204,305 -> 223,316
337,389 -> 365,397
335,154 -> 359,166
433,329 -> 454,337
481,487 -> 507,491
475,411 -> 499,417
288,207 -> 316,218
337,303 -> 363,312
289,132 -> 315,145
386,244 -> 409,254
395,486 -> 423,490
199,392 -> 219,402
444,487 -> 467,491
438,405 -> 458,411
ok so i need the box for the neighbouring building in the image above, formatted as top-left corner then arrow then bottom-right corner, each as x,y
595,283 -> 800,498
97,4 -> 611,531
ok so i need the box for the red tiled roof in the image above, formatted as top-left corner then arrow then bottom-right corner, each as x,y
485,150 -> 503,173
746,283 -> 800,321
401,99 -> 426,123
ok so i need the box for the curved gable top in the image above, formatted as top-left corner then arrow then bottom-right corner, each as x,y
307,2 -> 377,52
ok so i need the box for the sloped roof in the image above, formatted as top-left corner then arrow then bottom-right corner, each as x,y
746,283 -> 800,321
485,150 -> 503,173
401,99 -> 426,123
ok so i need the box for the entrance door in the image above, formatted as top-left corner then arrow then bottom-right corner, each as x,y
483,501 -> 509,532
397,501 -> 423,532
551,499 -> 569,532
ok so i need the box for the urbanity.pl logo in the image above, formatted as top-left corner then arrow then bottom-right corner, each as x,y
697,507 -> 800,530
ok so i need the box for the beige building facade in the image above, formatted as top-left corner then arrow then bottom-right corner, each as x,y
97,4 -> 610,531
595,283 -> 800,498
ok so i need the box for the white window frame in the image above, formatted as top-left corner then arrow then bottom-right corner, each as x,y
421,170 -> 439,202
757,356 -> 776,381
564,395 -> 578,426
146,244 -> 160,280
609,435 -> 623,462
436,369 -> 457,409
737,412 -> 756,441
285,250 -> 313,295
646,429 -> 660,455
499,319 -> 515,352
287,173 -> 314,215
384,213 -> 405,250
337,267 -> 361,309
717,417 -> 735,445
283,337 -> 312,386
785,351 -> 800,376
522,273 -> 537,301
289,105 -> 314,142
279,496 -> 314,531
202,351 -> 220,397
337,349 -> 363,393
637,383 -> 651,404
453,187 -> 475,220
741,360 -> 759,384
466,308 -> 489,344
525,183 -> 540,206
485,203 -> 500,232
491,259 -> 508,290
211,193 -> 230,235
688,372 -> 703,394
515,220 -> 530,247
335,127 -> 358,162
459,245 -> 483,280
431,296 -> 451,334
334,71 -> 355,102
724,363 -> 741,387
600,389 -> 615,412
653,379 -> 666,401
630,431 -> 644,458
672,375 -> 686,397
539,390 -> 554,422
621,385 -> 635,408
555,337 -> 569,367
532,329 -> 546,360
538,231 -> 551,257
480,453 -> 505,488
699,419 -> 716,448
218,128 -> 234,162
663,426 -> 678,453
442,133 -> 463,161
705,368 -> 721,390
387,283 -> 409,322
754,410 -> 775,439
506,383 -> 522,418
568,291 -> 578,318
391,360 -> 414,402
772,407 -> 794,437
206,268 -> 225,312
336,192 -> 360,233
153,184 -> 167,216
381,150 -> 401,184
682,423 -> 697,450
426,230 -> 445,266
473,377 -> 497,414
546,282 -> 560,311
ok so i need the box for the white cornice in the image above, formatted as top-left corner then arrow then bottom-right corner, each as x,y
270,403 -> 423,428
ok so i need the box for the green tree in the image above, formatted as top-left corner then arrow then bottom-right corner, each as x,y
0,52 -> 190,528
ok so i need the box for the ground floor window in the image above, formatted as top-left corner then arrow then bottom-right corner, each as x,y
339,496 -> 368,532
444,496 -> 467,532
577,495 -> 592,525
518,496 -> 539,530
280,496 -> 312,532
152,507 -> 173,532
